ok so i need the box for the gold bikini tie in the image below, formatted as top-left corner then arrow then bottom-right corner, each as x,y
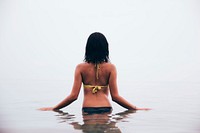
83,85 -> 108,94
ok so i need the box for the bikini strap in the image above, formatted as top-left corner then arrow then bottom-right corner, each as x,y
95,63 -> 100,80
84,85 -> 108,94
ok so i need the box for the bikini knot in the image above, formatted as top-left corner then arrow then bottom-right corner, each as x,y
92,86 -> 101,94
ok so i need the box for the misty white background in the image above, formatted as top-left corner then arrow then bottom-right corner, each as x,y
0,1 -> 200,132
0,0 -> 200,83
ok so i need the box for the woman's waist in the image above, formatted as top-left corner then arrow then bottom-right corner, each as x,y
82,97 -> 111,107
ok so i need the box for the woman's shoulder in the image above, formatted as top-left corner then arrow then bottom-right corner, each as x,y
101,63 -> 116,72
103,62 -> 116,68
76,62 -> 88,68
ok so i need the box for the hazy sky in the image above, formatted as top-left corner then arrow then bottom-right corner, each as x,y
0,0 -> 200,82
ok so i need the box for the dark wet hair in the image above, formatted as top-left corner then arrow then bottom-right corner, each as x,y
84,32 -> 109,64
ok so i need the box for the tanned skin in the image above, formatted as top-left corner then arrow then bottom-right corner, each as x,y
39,63 -> 150,111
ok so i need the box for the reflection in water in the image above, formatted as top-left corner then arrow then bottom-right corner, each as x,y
55,110 -> 136,133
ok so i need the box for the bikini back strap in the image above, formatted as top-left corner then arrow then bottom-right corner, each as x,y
84,85 -> 108,94
95,63 -> 100,80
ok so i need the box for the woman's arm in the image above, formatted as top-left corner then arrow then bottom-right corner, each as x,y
39,64 -> 82,111
109,64 -> 150,110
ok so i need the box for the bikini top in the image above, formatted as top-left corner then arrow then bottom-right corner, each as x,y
83,63 -> 108,94
83,84 -> 108,94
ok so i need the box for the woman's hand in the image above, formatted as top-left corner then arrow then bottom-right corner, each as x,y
38,107 -> 56,111
136,107 -> 151,111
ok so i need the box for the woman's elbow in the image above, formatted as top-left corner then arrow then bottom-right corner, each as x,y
70,94 -> 78,101
112,98 -> 117,102
72,96 -> 78,101
111,95 -> 120,102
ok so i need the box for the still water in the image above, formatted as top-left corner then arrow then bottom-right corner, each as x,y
0,80 -> 200,133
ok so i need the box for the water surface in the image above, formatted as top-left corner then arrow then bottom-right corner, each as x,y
0,80 -> 200,133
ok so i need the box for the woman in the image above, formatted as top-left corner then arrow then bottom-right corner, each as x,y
40,32 -> 150,113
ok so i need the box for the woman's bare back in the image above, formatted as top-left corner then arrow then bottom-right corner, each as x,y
79,62 -> 113,107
